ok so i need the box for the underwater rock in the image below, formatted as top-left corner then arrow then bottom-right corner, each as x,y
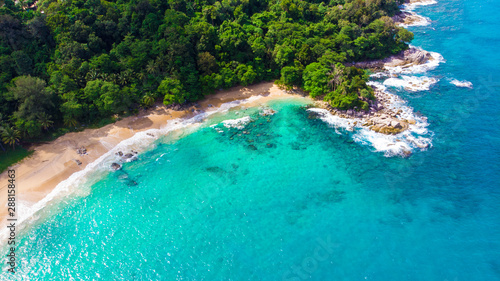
206,166 -> 225,173
126,180 -> 138,186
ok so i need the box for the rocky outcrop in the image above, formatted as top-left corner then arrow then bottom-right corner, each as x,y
345,47 -> 432,71
316,86 -> 416,135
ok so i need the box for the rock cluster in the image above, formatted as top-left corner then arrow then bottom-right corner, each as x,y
111,150 -> 139,170
318,88 -> 417,135
76,147 -> 87,155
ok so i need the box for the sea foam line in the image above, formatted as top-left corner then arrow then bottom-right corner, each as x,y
397,11 -> 432,28
386,47 -> 445,74
450,79 -> 473,88
0,95 -> 265,243
402,0 -> 438,11
383,75 -> 439,91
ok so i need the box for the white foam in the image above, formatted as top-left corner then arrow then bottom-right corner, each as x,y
310,82 -> 433,157
402,0 -> 437,11
307,108 -> 362,133
397,11 -> 432,27
384,47 -> 445,75
260,107 -> 276,116
383,75 -> 439,91
221,116 -> 252,129
352,128 -> 412,156
450,79 -> 473,88
0,95 -> 267,243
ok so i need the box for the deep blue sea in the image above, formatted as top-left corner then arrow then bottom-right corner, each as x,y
2,0 -> 499,280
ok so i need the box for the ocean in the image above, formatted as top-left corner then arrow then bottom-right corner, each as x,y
2,0 -> 499,280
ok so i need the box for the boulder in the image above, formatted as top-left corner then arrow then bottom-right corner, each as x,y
391,120 -> 403,129
111,163 -> 122,170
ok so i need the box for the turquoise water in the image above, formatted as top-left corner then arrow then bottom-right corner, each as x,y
2,0 -> 500,280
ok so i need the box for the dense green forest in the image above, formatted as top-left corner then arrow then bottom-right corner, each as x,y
0,0 -> 412,149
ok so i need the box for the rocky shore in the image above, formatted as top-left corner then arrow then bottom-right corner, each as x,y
346,46 -> 433,71
314,85 -> 416,135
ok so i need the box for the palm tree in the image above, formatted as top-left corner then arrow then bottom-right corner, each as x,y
63,116 -> 78,128
118,72 -> 128,86
141,92 -> 156,108
137,72 -> 147,82
327,64 -> 345,91
1,127 -> 21,150
146,60 -> 159,75
86,70 -> 99,81
37,113 -> 54,131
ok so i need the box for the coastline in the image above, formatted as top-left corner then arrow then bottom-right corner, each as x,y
0,0 -> 440,231
0,82 -> 304,224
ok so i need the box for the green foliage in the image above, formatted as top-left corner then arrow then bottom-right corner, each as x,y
0,146 -> 33,174
303,62 -> 330,98
0,0 -> 411,148
277,65 -> 302,91
7,76 -> 55,138
323,65 -> 375,110
1,126 -> 21,148
158,77 -> 185,105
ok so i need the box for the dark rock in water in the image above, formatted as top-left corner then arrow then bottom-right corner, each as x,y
111,163 -> 122,170
116,151 -> 123,157
206,166 -> 225,174
266,143 -> 275,148
124,153 -> 134,159
248,145 -> 257,150
126,180 -> 138,186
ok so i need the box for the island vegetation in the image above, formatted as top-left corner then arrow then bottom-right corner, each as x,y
0,0 -> 412,157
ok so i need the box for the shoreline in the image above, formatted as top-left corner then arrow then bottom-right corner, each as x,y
0,0 -> 439,228
0,82 -> 305,224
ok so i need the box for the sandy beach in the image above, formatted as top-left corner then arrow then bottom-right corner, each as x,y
0,82 -> 301,223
